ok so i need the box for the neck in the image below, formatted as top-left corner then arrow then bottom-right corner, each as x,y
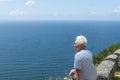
78,47 -> 86,51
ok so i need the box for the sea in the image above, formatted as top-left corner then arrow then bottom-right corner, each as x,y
0,21 -> 120,80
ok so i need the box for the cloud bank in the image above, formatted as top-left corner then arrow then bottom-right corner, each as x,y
113,7 -> 120,15
9,9 -> 28,16
25,0 -> 35,6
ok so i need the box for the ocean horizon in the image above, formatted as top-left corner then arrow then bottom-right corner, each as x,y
0,21 -> 120,80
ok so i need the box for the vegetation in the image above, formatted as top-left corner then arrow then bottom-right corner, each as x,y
48,71 -> 71,80
93,42 -> 120,80
114,70 -> 120,80
93,42 -> 120,65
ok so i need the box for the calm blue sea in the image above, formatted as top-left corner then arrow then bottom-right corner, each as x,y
0,21 -> 120,80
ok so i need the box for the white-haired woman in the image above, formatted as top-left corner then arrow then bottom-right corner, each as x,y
69,35 -> 97,80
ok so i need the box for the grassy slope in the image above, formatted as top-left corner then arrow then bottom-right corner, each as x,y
93,42 -> 120,80
114,71 -> 120,80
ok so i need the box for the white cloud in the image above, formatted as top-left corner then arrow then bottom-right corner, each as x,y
25,0 -> 35,6
9,9 -> 28,16
113,7 -> 120,15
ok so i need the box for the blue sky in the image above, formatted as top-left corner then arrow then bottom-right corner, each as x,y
0,0 -> 120,21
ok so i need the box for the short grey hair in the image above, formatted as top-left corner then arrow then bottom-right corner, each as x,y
75,35 -> 87,46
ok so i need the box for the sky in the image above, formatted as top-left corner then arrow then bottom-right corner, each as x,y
0,0 -> 120,21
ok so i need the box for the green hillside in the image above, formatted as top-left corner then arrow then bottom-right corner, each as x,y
93,42 -> 120,80
93,42 -> 120,65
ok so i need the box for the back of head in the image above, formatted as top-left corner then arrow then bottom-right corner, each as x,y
75,35 -> 87,46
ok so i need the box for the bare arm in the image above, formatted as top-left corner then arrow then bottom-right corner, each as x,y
75,69 -> 81,80
69,69 -> 76,77
69,69 -> 81,80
